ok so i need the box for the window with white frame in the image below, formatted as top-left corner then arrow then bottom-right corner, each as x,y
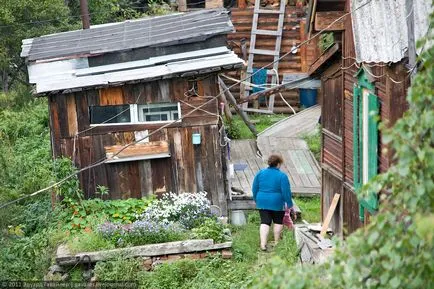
138,103 -> 180,122
89,103 -> 181,125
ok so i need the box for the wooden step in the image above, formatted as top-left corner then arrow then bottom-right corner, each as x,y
249,48 -> 279,56
255,9 -> 284,14
253,29 -> 281,36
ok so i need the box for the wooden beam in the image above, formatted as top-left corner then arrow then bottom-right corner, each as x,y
314,11 -> 345,31
105,141 -> 169,158
218,77 -> 258,137
205,0 -> 223,9
238,76 -> 310,105
308,43 -> 339,76
320,193 -> 340,237
56,240 -> 232,265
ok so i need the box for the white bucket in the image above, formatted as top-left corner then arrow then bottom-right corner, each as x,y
231,210 -> 246,226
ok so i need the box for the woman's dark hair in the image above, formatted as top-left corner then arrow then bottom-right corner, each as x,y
268,154 -> 283,167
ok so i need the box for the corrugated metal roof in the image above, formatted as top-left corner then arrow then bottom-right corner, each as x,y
28,47 -> 244,94
352,0 -> 432,63
21,9 -> 234,61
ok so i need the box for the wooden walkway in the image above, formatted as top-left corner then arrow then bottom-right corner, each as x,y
230,105 -> 321,197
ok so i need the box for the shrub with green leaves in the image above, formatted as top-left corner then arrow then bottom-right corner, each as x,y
67,231 -> 115,254
93,255 -> 143,281
191,218 -> 228,243
246,12 -> 434,289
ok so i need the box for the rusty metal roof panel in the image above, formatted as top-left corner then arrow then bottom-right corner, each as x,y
21,9 -> 234,61
351,0 -> 431,63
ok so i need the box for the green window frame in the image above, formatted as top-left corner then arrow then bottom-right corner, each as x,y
353,69 -> 379,222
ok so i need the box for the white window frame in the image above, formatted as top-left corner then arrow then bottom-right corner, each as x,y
90,103 -> 181,127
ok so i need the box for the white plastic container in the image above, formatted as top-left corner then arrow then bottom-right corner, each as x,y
231,210 -> 246,226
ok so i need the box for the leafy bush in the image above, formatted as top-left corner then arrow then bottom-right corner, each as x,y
246,12 -> 434,289
0,229 -> 64,280
225,119 -> 243,139
0,99 -> 52,203
191,218 -> 228,243
57,196 -> 155,233
139,192 -> 213,229
67,231 -> 115,254
52,159 -> 154,232
94,255 -> 143,281
140,259 -> 201,289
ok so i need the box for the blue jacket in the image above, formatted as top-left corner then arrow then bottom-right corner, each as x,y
252,167 -> 293,211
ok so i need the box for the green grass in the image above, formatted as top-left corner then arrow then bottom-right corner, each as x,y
301,125 -> 321,162
294,196 -> 321,223
92,197 -> 320,288
225,114 -> 288,139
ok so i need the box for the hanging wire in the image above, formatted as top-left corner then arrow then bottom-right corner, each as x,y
0,0 -> 376,209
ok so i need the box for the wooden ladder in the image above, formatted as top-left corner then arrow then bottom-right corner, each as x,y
244,0 -> 286,113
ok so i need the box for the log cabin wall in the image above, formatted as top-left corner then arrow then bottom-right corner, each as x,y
48,74 -> 227,213
227,7 -> 310,112
321,2 -> 410,235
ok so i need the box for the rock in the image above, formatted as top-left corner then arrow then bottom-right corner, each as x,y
83,269 -> 93,281
61,273 -> 69,281
222,250 -> 233,259
143,258 -> 153,271
44,272 -> 62,281
49,264 -> 66,274
184,253 -> 201,260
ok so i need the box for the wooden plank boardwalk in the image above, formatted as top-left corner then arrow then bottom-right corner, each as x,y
230,105 -> 321,197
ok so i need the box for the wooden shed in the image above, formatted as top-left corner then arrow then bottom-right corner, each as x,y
21,9 -> 244,214
307,0 -> 430,235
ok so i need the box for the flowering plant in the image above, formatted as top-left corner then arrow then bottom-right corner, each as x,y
97,219 -> 186,247
139,192 -> 213,229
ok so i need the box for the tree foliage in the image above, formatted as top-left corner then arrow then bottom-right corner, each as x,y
0,0 -> 75,91
247,12 -> 434,289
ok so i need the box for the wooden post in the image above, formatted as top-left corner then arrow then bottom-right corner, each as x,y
178,0 -> 187,12
79,0 -> 90,29
238,0 -> 247,9
240,39 -> 251,109
300,20 -> 308,72
218,77 -> 258,137
218,81 -> 233,122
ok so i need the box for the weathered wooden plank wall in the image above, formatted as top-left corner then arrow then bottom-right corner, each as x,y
321,2 -> 411,235
48,74 -> 227,213
226,7 -> 311,111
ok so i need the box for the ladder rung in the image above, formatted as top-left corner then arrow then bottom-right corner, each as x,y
255,9 -> 284,14
250,49 -> 279,56
253,29 -> 281,36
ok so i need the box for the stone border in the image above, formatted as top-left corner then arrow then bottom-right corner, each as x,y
56,239 -> 232,266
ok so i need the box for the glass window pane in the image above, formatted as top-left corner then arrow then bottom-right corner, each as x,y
138,103 -> 180,122
90,105 -> 130,124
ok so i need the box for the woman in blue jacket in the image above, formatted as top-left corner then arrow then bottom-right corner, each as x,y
252,154 -> 293,251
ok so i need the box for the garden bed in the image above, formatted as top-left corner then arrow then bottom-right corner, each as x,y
56,239 -> 232,267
